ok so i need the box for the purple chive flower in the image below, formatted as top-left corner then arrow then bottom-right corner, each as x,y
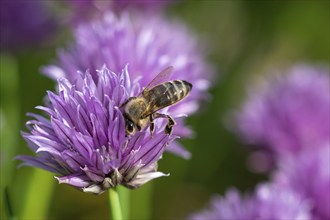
190,183 -> 312,220
17,66 -> 177,194
274,143 -> 330,220
0,0 -> 57,52
236,65 -> 330,166
43,12 -> 213,158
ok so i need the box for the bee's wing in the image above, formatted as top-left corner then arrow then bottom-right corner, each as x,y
144,66 -> 173,92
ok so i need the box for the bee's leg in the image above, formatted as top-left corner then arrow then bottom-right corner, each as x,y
154,113 -> 176,135
149,114 -> 155,138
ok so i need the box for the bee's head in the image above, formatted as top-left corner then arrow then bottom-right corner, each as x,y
123,97 -> 146,136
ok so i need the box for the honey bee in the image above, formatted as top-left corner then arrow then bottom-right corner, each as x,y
122,66 -> 192,137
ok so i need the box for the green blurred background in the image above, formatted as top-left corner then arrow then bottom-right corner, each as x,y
1,1 -> 329,219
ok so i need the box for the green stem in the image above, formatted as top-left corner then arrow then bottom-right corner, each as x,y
109,188 -> 123,220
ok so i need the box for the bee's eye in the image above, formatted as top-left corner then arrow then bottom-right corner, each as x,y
125,119 -> 135,135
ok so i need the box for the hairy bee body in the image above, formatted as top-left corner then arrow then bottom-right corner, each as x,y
122,67 -> 192,136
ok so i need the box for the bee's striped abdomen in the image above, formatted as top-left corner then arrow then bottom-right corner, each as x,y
167,80 -> 192,103
146,80 -> 192,113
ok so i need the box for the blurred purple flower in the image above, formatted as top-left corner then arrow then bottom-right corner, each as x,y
17,66 -> 177,194
115,0 -> 173,10
190,183 -> 312,220
236,65 -> 329,163
0,0 -> 57,52
274,143 -> 330,219
43,12 -> 213,158
66,0 -> 174,23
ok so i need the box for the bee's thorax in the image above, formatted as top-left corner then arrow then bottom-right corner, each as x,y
124,97 -> 148,126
